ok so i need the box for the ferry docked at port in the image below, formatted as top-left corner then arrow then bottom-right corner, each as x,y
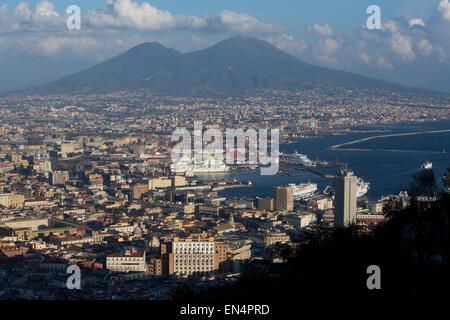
288,182 -> 318,199
170,156 -> 230,174
282,151 -> 315,167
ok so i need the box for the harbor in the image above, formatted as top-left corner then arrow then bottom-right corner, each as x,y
218,120 -> 450,201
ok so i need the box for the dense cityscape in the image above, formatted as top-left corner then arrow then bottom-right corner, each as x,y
0,87 -> 448,300
1,0 -> 450,312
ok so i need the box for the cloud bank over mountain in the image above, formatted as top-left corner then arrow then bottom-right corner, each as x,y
0,0 -> 449,92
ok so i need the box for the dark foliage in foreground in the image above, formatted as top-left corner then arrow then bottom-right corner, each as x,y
174,191 -> 450,301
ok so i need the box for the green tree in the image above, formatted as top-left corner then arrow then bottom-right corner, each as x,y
409,169 -> 435,197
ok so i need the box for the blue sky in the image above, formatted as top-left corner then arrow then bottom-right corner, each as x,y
0,0 -> 449,92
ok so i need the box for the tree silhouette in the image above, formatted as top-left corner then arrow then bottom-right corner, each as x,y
409,169 -> 436,197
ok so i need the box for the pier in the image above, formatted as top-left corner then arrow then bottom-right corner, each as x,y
329,129 -> 450,153
297,166 -> 336,179
280,159 -> 337,179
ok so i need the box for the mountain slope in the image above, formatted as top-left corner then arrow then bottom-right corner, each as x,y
418,71 -> 450,94
25,36 -> 410,96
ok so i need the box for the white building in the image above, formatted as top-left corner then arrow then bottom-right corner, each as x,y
281,212 -> 316,228
108,223 -> 136,234
172,237 -> 215,276
106,248 -> 146,273
334,169 -> 358,227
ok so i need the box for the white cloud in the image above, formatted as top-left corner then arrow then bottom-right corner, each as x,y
438,0 -> 450,20
84,0 -> 181,31
409,18 -> 425,27
266,33 -> 307,54
0,0 -> 285,60
310,38 -> 340,66
209,10 -> 282,34
38,36 -> 99,55
384,20 -> 399,33
320,38 -> 340,55
0,0 -> 281,36
389,33 -> 415,62
417,38 -> 433,55
35,0 -> 59,17
377,56 -> 393,69
307,24 -> 333,36
84,0 -> 281,34
359,52 -> 371,64
0,1 -> 64,33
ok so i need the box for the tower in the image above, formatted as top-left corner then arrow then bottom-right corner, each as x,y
274,186 -> 294,211
228,213 -> 235,227
334,169 -> 358,227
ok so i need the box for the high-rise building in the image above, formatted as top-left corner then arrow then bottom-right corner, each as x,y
274,186 -> 293,211
334,169 -> 358,227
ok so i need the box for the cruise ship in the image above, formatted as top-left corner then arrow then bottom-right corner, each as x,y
288,182 -> 318,199
283,151 -> 315,167
421,161 -> 432,169
356,178 -> 370,198
323,178 -> 370,198
170,157 -> 230,174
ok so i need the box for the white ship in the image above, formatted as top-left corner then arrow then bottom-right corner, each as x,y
322,178 -> 369,198
440,172 -> 450,194
288,182 -> 318,199
421,161 -> 432,169
356,178 -> 370,198
170,156 -> 230,174
284,151 -> 315,167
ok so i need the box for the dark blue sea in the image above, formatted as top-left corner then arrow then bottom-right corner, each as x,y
211,120 -> 450,201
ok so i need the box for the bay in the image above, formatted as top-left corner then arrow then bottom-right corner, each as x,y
216,120 -> 450,201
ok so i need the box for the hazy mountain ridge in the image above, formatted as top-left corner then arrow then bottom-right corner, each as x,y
17,36 -> 432,96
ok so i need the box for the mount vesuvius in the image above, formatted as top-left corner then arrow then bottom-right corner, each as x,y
23,36 -> 412,96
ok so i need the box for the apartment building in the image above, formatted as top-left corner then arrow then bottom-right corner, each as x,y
0,193 -> 25,208
172,236 -> 215,276
106,247 -> 146,273
264,232 -> 291,246
51,171 -> 69,186
156,237 -> 226,276
148,177 -> 172,190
